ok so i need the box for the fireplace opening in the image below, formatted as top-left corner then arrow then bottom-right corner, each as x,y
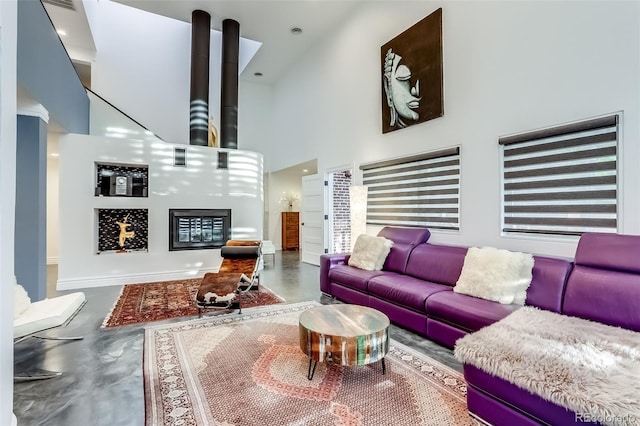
169,209 -> 231,251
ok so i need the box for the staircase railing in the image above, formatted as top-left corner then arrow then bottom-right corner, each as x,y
87,87 -> 165,144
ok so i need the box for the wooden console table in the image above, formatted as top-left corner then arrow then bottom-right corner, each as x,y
281,211 -> 299,250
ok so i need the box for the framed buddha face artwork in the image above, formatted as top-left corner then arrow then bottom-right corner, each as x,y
381,8 -> 443,133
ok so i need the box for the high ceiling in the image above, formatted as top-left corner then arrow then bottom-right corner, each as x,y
47,0 -> 364,85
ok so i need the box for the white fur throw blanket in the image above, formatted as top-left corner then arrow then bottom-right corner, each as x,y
454,307 -> 640,426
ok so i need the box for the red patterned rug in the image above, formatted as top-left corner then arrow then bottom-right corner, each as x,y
143,302 -> 479,425
102,278 -> 283,328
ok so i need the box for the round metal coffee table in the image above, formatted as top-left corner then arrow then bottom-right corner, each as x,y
299,304 -> 390,380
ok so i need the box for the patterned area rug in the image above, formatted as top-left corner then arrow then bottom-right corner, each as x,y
102,278 -> 283,328
143,301 -> 478,425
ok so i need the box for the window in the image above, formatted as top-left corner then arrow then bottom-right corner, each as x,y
500,113 -> 619,236
360,147 -> 460,230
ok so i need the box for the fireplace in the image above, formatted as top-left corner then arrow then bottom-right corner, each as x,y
169,209 -> 231,251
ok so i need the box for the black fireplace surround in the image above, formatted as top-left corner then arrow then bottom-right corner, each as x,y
169,209 -> 231,251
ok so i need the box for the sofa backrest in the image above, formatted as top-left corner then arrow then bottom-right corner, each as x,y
377,227 -> 431,274
406,243 -> 572,312
525,256 -> 573,313
563,232 -> 640,331
405,243 -> 468,286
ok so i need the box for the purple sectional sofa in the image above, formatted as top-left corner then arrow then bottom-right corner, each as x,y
320,226 -> 572,348
462,232 -> 640,426
320,227 -> 640,425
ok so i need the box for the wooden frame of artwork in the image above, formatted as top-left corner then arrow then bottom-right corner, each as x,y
381,8 -> 443,133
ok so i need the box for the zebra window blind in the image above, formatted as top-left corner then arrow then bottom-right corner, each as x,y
500,113 -> 619,236
360,147 -> 460,230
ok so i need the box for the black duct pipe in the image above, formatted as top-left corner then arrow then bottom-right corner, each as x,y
189,10 -> 210,146
220,18 -> 239,149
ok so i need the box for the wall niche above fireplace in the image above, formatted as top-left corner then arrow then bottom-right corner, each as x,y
95,162 -> 148,197
169,209 -> 231,251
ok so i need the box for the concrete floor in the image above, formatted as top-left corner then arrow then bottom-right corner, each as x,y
13,251 -> 459,426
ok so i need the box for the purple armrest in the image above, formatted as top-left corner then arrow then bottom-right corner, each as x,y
320,253 -> 350,294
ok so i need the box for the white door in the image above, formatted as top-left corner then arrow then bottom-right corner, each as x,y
301,174 -> 324,265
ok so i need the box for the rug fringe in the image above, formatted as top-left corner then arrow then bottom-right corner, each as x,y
101,284 -> 127,329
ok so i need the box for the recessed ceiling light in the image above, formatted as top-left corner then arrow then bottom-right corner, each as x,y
57,29 -> 67,36
291,27 -> 303,34
302,169 -> 308,173
254,72 -> 263,77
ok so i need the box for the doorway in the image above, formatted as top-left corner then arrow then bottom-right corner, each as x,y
326,167 -> 353,254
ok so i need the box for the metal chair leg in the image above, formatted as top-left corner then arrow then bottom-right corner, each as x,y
14,370 -> 62,382
33,335 -> 83,341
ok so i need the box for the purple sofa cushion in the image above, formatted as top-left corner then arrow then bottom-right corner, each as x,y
405,244 -> 467,286
426,291 -> 520,332
575,232 -> 640,274
330,285 -> 370,306
368,274 -> 450,312
563,266 -> 640,332
524,256 -> 573,313
376,227 -> 431,274
327,264 -> 385,292
426,318 -> 469,349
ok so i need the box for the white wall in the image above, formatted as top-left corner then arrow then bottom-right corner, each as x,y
84,0 -> 262,145
0,1 -> 17,424
58,134 -> 263,289
271,0 -> 640,258
46,132 -> 59,264
86,1 -> 190,144
239,81 -> 274,169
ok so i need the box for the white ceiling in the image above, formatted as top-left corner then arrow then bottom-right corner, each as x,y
47,0 -> 364,85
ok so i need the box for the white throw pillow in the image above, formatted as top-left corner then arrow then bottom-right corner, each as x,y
454,247 -> 534,305
14,283 -> 32,320
348,234 -> 394,271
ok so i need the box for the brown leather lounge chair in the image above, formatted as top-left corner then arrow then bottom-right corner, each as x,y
195,240 -> 261,317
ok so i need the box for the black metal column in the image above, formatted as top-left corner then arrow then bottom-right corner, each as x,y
220,18 -> 239,149
189,10 -> 210,146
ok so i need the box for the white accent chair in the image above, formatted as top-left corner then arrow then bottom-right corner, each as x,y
261,240 -> 276,266
14,283 -> 86,381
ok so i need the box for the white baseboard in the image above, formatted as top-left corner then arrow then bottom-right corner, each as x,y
56,268 -> 218,291
47,257 -> 59,265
